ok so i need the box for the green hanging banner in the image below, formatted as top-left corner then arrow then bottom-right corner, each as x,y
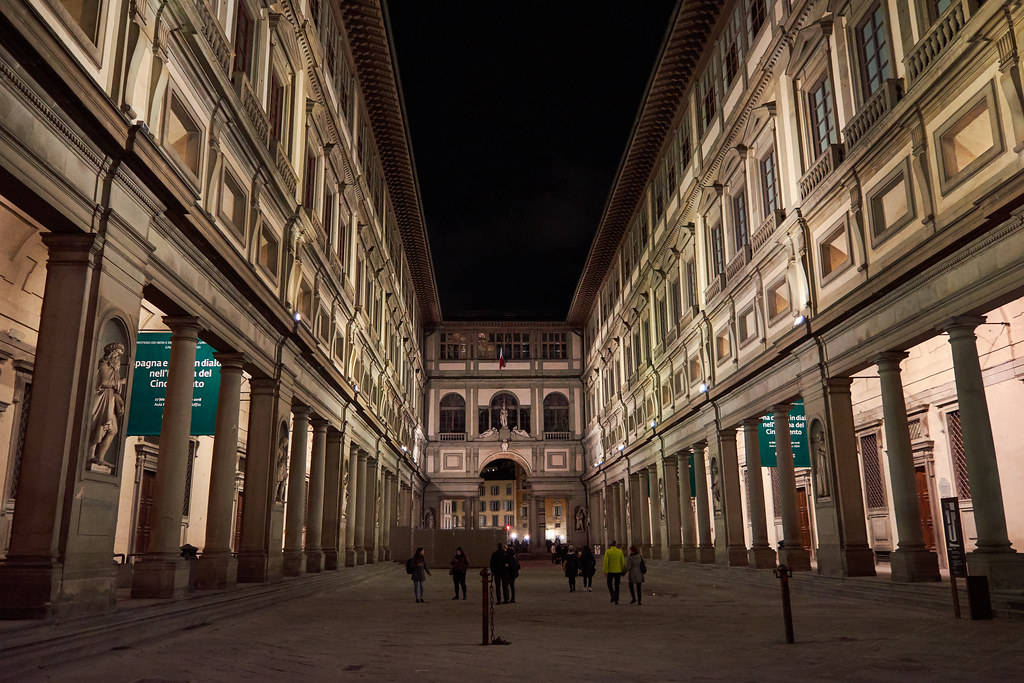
126,332 -> 221,436
687,452 -> 696,497
757,400 -> 810,468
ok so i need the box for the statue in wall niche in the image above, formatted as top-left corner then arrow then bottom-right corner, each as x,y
499,400 -> 509,429
658,478 -> 666,521
575,506 -> 587,532
710,455 -> 722,515
274,428 -> 289,503
87,342 -> 127,471
423,508 -> 435,529
340,470 -> 350,521
812,421 -> 832,499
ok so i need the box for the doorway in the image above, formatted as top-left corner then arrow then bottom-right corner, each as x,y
796,487 -> 813,551
133,469 -> 156,554
915,466 -> 936,550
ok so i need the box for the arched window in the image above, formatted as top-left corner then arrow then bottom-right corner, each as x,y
439,393 -> 466,434
484,392 -> 530,432
543,392 -> 569,434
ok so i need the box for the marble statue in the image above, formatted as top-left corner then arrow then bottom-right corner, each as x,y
87,342 -> 126,470
813,422 -> 831,498
575,506 -> 586,531
499,400 -> 509,429
274,428 -> 289,503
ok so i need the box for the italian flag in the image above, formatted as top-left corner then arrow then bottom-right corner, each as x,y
498,346 -> 505,370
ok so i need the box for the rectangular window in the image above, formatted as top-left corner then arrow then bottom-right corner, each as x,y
269,71 -> 286,146
860,433 -> 886,509
715,329 -> 731,364
809,75 -> 838,156
761,151 -> 779,216
553,505 -> 562,517
656,295 -> 668,342
946,410 -> 972,499
678,113 -> 692,172
60,0 -> 103,44
936,85 -> 1002,194
440,332 -> 468,360
491,514 -> 499,527
298,280 -> 313,322
766,277 -> 790,322
738,305 -> 757,344
303,146 -> 317,210
868,161 -> 914,243
337,198 -> 348,266
488,332 -> 530,360
504,514 -> 514,526
506,485 -> 512,496
688,355 -> 702,386
732,189 -> 748,252
164,91 -> 202,178
542,332 -> 568,360
698,64 -> 718,131
685,260 -> 698,309
503,500 -> 513,512
708,222 -> 725,277
257,224 -> 279,277
490,500 -> 499,512
669,278 -> 682,329
819,223 -> 851,280
857,4 -> 892,98
748,0 -> 767,41
219,170 -> 247,240
490,485 -> 499,496
233,1 -> 256,78
322,190 -> 334,243
480,515 -> 487,527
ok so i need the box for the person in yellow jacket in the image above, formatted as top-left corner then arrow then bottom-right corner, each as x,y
602,540 -> 627,604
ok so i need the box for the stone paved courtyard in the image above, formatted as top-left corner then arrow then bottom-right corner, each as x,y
9,560 -> 1024,682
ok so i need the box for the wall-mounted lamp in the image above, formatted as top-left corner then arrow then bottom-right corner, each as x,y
793,315 -> 806,327
650,419 -> 657,430
293,311 -> 302,323
698,382 -> 709,393
618,443 -> 625,452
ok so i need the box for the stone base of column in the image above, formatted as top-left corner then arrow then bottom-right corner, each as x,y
364,548 -> 376,564
355,549 -> 367,565
639,544 -> 653,558
967,549 -> 1024,589
323,549 -> 340,571
383,548 -> 391,561
193,553 -> 238,590
305,549 -> 324,574
779,547 -> 811,571
236,552 -> 282,584
650,546 -> 663,560
889,548 -> 940,582
749,545 -> 778,569
698,546 -> 716,564
682,545 -> 698,562
725,545 -> 748,567
817,544 -> 877,577
344,548 -> 358,567
667,546 -> 682,561
282,550 -> 306,576
0,560 -> 117,619
131,557 -> 191,599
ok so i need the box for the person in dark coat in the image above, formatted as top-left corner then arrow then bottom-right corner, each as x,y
503,545 -> 520,603
579,545 -> 597,592
489,543 -> 508,604
411,547 -> 431,603
450,547 -> 469,600
563,546 -> 580,592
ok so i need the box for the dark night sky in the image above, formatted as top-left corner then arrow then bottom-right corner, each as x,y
387,1 -> 675,321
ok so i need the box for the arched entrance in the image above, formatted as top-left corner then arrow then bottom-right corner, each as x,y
478,457 -> 530,545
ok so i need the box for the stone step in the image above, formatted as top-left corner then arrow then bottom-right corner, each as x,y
0,564 -> 392,678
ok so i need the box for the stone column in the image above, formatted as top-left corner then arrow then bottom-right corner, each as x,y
638,469 -> 653,556
237,377 -> 282,584
195,352 -> 245,589
344,445 -> 361,566
819,379 -> 876,576
353,452 -> 367,565
627,472 -> 641,547
662,454 -> 683,560
773,405 -> 812,571
692,443 -> 715,563
603,485 -> 614,546
282,406 -> 311,576
132,316 -> 201,599
305,418 -> 328,573
876,353 -> 939,581
945,317 -> 1024,588
680,452 -> 698,561
742,419 -> 777,568
322,428 -> 344,570
619,481 -> 629,546
716,429 -> 748,567
364,458 -> 378,563
648,463 -> 664,559
0,235 -> 112,617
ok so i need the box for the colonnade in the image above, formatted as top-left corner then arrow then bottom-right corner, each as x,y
590,316 -> 1023,588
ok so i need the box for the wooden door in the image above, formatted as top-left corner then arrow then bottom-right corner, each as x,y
915,467 -> 935,550
796,488 -> 813,550
133,470 -> 156,554
232,490 -> 245,552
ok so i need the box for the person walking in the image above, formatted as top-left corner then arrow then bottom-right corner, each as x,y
602,540 -> 626,604
450,547 -> 469,600
563,546 -> 580,592
625,545 -> 646,605
490,543 -> 508,604
579,545 -> 596,592
504,544 -> 520,603
410,547 -> 431,603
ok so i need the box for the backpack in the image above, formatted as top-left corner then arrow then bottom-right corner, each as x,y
405,557 -> 415,574
640,558 -> 647,575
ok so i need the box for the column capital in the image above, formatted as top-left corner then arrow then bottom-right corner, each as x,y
326,427 -> 344,444
691,440 -> 707,452
875,351 -> 909,371
771,403 -> 794,417
249,376 -> 277,394
825,376 -> 854,392
162,315 -> 201,340
310,416 -> 329,431
741,417 -> 762,429
213,352 -> 246,371
292,404 -> 312,418
41,232 -> 101,264
718,427 -> 738,443
943,315 -> 987,338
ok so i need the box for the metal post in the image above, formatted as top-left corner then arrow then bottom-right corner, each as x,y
775,564 -> 794,644
951,576 -> 961,619
481,568 -> 490,646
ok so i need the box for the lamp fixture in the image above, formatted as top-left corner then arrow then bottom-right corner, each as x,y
650,419 -> 657,429
793,314 -> 806,326
293,311 -> 302,323
618,443 -> 625,452
698,382 -> 709,393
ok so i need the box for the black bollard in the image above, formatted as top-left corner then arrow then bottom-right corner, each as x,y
774,564 -> 794,644
481,568 -> 490,646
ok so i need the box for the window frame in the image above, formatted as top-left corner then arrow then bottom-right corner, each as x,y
765,275 -> 792,324
45,0 -> 108,63
218,165 -> 248,241
867,158 -> 916,247
933,82 -> 1004,196
818,219 -> 853,284
760,148 -> 780,217
807,72 -> 838,159
256,220 -> 280,279
854,2 -> 895,103
161,86 -> 205,187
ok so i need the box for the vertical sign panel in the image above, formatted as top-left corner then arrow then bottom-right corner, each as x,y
941,496 -> 968,578
757,400 -> 810,467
